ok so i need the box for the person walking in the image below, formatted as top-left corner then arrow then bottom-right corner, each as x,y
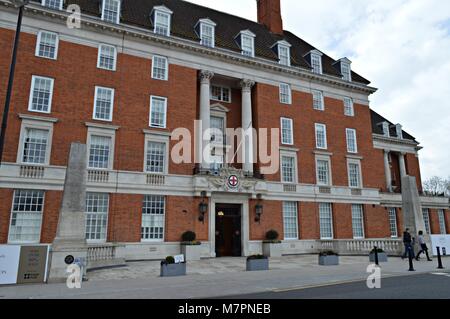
416,230 -> 432,261
402,228 -> 415,259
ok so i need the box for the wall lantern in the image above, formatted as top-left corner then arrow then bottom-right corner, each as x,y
198,191 -> 208,223
254,194 -> 263,223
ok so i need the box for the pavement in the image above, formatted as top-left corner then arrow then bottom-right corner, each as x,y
0,255 -> 449,299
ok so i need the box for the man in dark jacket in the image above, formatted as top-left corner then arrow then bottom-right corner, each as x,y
402,228 -> 415,259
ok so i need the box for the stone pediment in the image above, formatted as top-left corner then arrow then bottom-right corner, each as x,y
210,103 -> 230,113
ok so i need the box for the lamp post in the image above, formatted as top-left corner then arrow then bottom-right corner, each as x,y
0,0 -> 29,166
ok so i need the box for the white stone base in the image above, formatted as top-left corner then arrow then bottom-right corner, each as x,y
181,245 -> 202,261
48,248 -> 87,283
262,243 -> 282,257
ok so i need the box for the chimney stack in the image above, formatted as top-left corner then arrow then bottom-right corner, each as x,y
257,0 -> 283,34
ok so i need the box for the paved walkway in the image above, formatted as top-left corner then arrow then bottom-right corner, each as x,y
0,255 -> 448,299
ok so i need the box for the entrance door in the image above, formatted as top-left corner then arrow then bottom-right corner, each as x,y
215,204 -> 242,257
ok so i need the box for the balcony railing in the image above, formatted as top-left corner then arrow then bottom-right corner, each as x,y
193,165 -> 265,180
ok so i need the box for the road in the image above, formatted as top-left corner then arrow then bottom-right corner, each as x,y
221,272 -> 450,299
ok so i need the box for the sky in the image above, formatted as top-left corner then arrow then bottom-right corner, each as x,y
187,0 -> 450,181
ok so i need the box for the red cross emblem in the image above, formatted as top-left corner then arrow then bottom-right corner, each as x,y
228,175 -> 239,188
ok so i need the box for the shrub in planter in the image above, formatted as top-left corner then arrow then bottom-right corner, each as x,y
246,254 -> 269,271
262,230 -> 282,257
369,248 -> 388,263
160,256 -> 186,277
181,231 -> 202,261
318,250 -> 339,266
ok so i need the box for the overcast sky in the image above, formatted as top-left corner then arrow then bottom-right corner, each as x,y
187,0 -> 450,181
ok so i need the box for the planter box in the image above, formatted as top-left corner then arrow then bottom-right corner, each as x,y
246,258 -> 269,271
318,255 -> 339,266
369,252 -> 388,263
181,244 -> 201,261
262,243 -> 282,258
160,263 -> 186,277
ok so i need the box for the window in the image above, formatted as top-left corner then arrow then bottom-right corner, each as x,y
142,195 -> 165,241
344,97 -> 354,116
319,203 -> 333,239
438,210 -> 447,234
36,31 -> 58,59
279,83 -> 291,104
422,208 -> 431,234
352,204 -> 365,239
145,141 -> 166,173
311,53 -> 322,74
316,159 -> 330,186
241,34 -> 255,57
149,96 -> 167,128
210,116 -> 225,144
346,129 -> 358,153
101,0 -> 120,24
97,44 -> 117,71
283,202 -> 298,240
211,85 -> 231,103
312,90 -> 324,111
28,76 -> 54,113
281,118 -> 293,145
22,128 -> 49,164
85,193 -> 109,242
342,62 -> 351,81
154,10 -> 171,36
281,155 -> 296,183
41,0 -> 63,10
93,87 -> 114,121
8,190 -> 44,243
200,23 -> 215,48
348,161 -> 362,188
388,208 -> 398,237
278,45 -> 290,66
151,56 -> 168,81
315,124 -> 327,149
88,135 -> 111,169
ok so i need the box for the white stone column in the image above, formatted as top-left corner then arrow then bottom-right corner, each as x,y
198,70 -> 214,169
399,152 -> 407,178
384,150 -> 393,192
240,79 -> 255,174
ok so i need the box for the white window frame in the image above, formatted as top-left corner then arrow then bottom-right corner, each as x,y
35,30 -> 59,60
151,55 -> 169,81
341,62 -> 352,81
141,195 -> 166,242
149,96 -> 168,129
310,51 -> 323,74
346,128 -> 358,153
280,117 -> 294,145
315,123 -> 327,150
28,75 -> 54,114
85,192 -> 109,243
86,125 -> 116,170
351,204 -> 365,239
17,117 -> 55,166
347,159 -> 363,189
319,203 -> 334,240
277,42 -> 291,66
93,86 -> 115,122
153,6 -> 172,36
8,189 -> 45,244
422,208 -> 431,234
312,90 -> 324,111
438,209 -> 447,234
210,85 -> 231,103
199,20 -> 216,48
41,0 -> 63,10
101,0 -> 121,24
279,83 -> 292,104
316,155 -> 332,186
280,150 -> 298,184
283,201 -> 299,240
143,132 -> 169,175
239,31 -> 255,58
388,207 -> 398,238
344,97 -> 354,117
97,44 -> 117,71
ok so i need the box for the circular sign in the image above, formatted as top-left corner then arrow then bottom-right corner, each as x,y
64,255 -> 75,265
228,175 -> 239,188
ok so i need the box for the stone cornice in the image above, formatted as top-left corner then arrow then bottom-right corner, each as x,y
372,134 -> 421,148
0,1 -> 378,95
19,113 -> 58,123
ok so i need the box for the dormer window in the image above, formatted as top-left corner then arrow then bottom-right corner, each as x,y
151,6 -> 173,36
395,124 -> 403,139
196,19 -> 216,48
382,122 -> 390,137
304,50 -> 323,75
41,0 -> 63,10
273,40 -> 291,66
335,58 -> 352,81
237,30 -> 255,57
101,0 -> 121,24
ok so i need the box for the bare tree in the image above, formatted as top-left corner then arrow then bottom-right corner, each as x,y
423,176 -> 450,196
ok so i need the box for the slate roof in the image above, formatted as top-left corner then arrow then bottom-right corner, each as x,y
370,110 -> 417,142
32,0 -> 371,84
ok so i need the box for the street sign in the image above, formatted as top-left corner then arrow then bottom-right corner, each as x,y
174,254 -> 185,264
0,245 -> 21,285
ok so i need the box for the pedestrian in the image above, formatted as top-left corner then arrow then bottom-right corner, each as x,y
402,228 -> 415,259
416,231 -> 432,261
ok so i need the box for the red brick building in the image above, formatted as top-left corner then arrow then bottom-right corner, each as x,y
0,0 -> 448,260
